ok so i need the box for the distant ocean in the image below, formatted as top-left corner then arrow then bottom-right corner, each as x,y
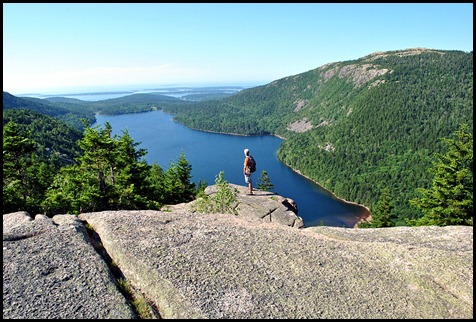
17,84 -> 257,102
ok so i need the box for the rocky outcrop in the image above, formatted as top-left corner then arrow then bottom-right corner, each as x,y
165,184 -> 304,229
2,187 -> 473,319
3,212 -> 136,319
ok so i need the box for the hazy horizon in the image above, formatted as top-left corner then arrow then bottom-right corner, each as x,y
11,82 -> 262,98
4,3 -> 473,95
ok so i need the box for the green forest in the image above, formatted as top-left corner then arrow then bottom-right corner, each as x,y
3,111 -> 202,216
160,49 -> 473,226
3,48 -> 473,227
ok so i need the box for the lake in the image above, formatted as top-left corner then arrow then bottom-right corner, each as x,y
94,110 -> 369,227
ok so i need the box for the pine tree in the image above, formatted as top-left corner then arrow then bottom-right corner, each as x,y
43,122 -> 154,214
144,162 -> 167,208
3,121 -> 37,213
366,187 -> 395,228
112,129 -> 150,209
409,124 -> 473,226
163,151 -> 196,204
257,170 -> 274,191
175,151 -> 196,199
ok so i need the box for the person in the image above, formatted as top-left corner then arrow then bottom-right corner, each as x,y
243,148 -> 253,195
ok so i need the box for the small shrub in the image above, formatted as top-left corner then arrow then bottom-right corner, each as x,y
193,171 -> 238,214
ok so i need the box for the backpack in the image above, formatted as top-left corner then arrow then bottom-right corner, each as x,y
248,155 -> 257,173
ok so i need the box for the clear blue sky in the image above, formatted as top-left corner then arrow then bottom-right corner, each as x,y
3,3 -> 473,95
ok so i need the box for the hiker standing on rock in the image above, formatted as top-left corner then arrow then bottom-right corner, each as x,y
243,148 -> 253,195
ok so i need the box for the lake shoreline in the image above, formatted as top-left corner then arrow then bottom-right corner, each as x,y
170,121 -> 372,227
283,163 -> 372,227
96,110 -> 371,228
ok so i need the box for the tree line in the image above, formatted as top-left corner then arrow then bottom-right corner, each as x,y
160,49 -> 473,226
3,110 -> 471,227
3,108 -> 277,218
3,115 -> 201,216
3,49 -> 473,227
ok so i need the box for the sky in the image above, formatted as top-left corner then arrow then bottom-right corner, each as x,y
3,3 -> 473,95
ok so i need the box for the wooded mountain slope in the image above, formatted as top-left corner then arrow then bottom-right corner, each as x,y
3,48 -> 472,225
161,48 -> 473,223
3,91 -> 187,130
3,109 -> 83,166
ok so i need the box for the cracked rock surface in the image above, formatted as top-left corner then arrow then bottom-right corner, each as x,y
3,211 -> 136,319
3,192 -> 473,319
79,210 -> 473,319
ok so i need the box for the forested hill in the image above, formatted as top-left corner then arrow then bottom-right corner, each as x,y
3,91 -> 96,130
3,108 -> 84,166
2,91 -> 187,130
161,48 -> 473,224
2,48 -> 472,226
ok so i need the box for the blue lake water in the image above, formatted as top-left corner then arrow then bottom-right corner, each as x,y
93,111 -> 365,227
94,110 -> 369,227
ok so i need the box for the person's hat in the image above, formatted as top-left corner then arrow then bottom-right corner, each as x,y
244,148 -> 249,155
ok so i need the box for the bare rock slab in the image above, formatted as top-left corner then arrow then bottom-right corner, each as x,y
79,210 -> 473,319
3,212 -> 136,319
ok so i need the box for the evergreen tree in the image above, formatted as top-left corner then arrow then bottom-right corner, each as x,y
175,151 -> 196,198
3,121 -> 37,213
409,124 -> 473,226
257,170 -> 274,191
43,164 -> 101,215
3,117 -> 80,215
359,187 -> 395,228
111,129 -> 150,209
163,151 -> 196,204
144,162 -> 167,208
43,122 -> 155,215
